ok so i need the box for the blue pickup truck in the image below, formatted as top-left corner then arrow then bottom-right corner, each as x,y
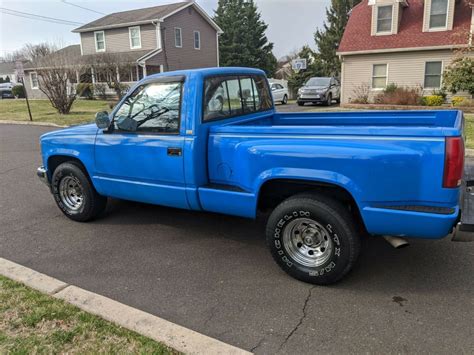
37,67 -> 466,285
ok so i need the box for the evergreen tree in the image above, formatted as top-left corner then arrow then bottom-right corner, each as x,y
214,0 -> 277,76
314,0 -> 361,76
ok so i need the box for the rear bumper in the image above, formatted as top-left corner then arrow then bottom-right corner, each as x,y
362,206 -> 459,239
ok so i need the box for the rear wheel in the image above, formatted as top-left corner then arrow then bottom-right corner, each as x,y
266,193 -> 360,285
52,162 -> 107,222
282,95 -> 288,105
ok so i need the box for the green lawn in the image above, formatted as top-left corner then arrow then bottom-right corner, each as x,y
0,276 -> 177,354
0,99 -> 112,126
464,114 -> 474,149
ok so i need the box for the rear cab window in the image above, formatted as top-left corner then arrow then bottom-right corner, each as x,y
203,75 -> 273,122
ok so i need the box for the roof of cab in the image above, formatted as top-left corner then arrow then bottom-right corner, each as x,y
145,67 -> 267,81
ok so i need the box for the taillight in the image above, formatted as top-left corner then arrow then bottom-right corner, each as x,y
443,136 -> 464,188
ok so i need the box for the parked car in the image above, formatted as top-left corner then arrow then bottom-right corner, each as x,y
270,82 -> 288,105
0,90 -> 14,99
37,67 -> 468,285
297,77 -> 340,106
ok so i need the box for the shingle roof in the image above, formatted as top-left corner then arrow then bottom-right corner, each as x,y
73,1 -> 188,32
24,45 -> 153,70
337,0 -> 472,54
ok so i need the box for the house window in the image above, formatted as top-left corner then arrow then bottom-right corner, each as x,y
376,5 -> 393,33
175,27 -> 182,48
194,31 -> 201,50
424,61 -> 443,88
372,64 -> 388,89
30,72 -> 39,89
430,0 -> 449,29
129,26 -> 141,49
94,31 -> 106,52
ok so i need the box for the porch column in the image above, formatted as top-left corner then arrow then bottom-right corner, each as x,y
116,65 -> 120,82
91,67 -> 96,84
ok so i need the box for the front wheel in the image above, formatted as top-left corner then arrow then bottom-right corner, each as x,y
52,162 -> 107,222
297,101 -> 304,106
281,95 -> 288,105
325,94 -> 333,106
266,193 -> 360,285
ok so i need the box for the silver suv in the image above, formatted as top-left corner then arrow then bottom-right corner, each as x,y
297,77 -> 341,106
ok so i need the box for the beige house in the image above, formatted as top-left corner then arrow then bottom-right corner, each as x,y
337,0 -> 473,104
24,1 -> 223,99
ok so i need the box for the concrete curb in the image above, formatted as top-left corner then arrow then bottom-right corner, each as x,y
0,120 -> 68,128
0,257 -> 251,355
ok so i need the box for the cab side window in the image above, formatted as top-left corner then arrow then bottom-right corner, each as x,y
203,75 -> 272,122
113,81 -> 182,133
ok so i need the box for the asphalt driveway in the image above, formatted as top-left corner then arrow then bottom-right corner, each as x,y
1,124 -> 473,354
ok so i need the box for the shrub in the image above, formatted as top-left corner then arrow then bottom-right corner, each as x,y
12,85 -> 25,98
421,95 -> 444,106
384,83 -> 398,94
350,83 -> 370,104
455,98 -> 474,107
451,96 -> 465,106
94,83 -> 108,100
76,83 -> 94,99
375,86 -> 422,105
432,88 -> 447,100
443,56 -> 474,95
108,83 -> 129,98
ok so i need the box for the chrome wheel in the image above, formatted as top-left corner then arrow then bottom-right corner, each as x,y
282,218 -> 334,267
59,176 -> 84,211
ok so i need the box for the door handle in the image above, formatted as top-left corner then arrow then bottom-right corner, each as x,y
167,147 -> 182,156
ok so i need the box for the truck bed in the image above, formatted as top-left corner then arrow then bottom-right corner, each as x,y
203,110 -> 463,239
212,110 -> 463,137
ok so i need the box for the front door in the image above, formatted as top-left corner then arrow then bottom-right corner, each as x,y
94,78 -> 189,209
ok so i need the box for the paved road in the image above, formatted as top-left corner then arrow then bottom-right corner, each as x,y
1,124 -> 473,354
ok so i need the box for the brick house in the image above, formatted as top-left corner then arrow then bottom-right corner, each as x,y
23,1 -> 223,99
337,0 -> 473,104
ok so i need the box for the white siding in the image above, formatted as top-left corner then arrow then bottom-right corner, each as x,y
340,49 -> 473,103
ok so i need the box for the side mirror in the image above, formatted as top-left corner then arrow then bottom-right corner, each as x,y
271,87 -> 276,91
95,111 -> 111,130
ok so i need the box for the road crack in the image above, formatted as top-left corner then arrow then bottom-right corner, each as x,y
278,286 -> 315,351
250,337 -> 265,353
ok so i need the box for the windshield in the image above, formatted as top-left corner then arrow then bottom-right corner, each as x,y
305,78 -> 331,87
113,81 -> 182,133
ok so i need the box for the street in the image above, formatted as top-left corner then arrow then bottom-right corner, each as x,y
1,123 -> 473,354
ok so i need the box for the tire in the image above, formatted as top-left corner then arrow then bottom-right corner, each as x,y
282,95 -> 288,105
266,193 -> 360,285
297,101 -> 304,106
325,94 -> 333,106
51,162 -> 107,222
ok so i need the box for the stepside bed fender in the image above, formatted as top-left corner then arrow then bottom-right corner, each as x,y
254,167 -> 364,210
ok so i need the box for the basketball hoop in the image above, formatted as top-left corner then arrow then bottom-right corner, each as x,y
292,58 -> 307,74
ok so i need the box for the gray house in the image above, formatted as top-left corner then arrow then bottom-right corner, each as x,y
24,1 -> 223,99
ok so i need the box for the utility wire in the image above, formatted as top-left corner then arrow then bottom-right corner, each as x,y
0,7 -> 84,26
60,0 -> 107,16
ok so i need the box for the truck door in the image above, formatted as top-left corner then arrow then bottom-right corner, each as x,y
94,77 -> 189,209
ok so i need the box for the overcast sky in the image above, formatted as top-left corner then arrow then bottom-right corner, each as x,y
0,0 -> 330,60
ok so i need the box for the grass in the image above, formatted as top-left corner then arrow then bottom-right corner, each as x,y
0,276 -> 177,354
0,99 -> 112,126
465,114 -> 474,149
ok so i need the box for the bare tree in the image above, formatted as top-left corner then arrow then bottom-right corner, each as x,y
32,43 -> 86,114
87,53 -> 134,100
